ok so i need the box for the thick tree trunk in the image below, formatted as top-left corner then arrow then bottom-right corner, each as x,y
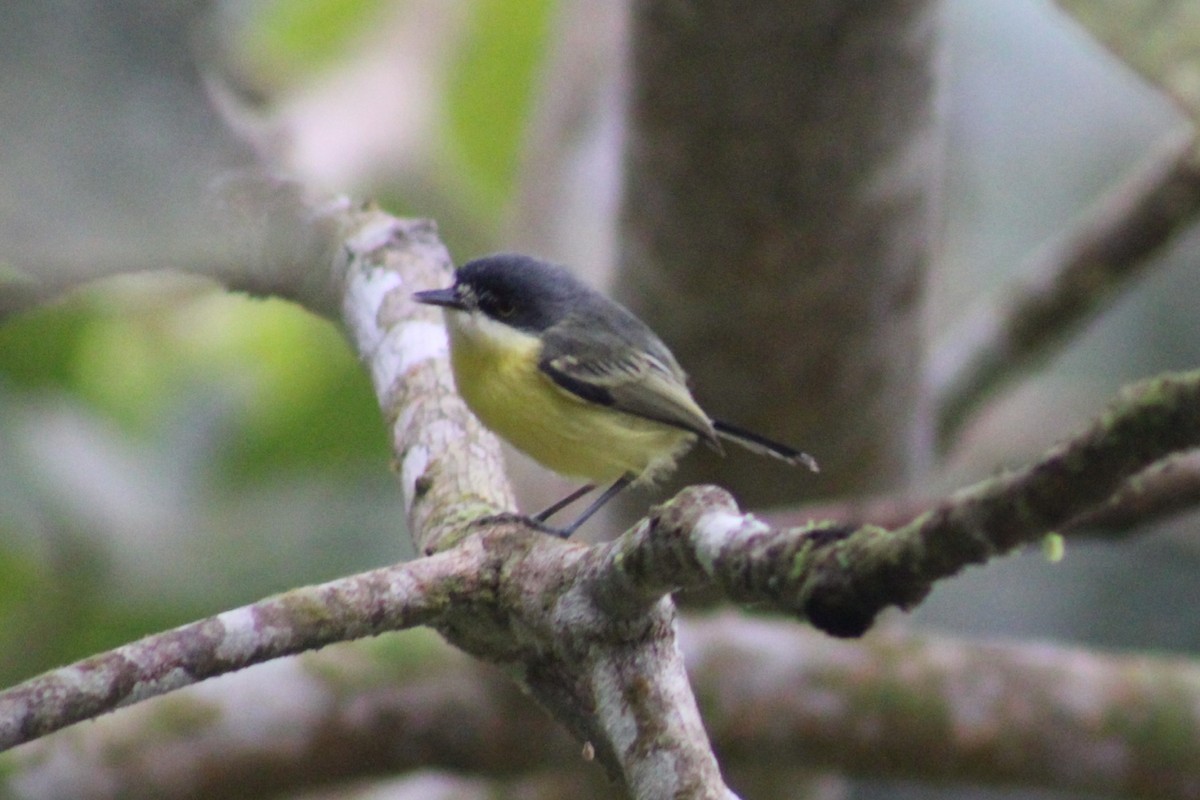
618,0 -> 941,505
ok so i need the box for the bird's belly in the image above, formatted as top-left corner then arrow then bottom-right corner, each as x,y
449,333 -> 693,483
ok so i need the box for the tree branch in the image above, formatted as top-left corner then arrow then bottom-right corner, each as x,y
684,614 -> 1200,800
332,208 -> 517,555
2,644 -> 596,800
605,370 -> 1200,638
1063,448 -> 1200,532
782,370 -> 1200,635
769,448 -> 1200,539
5,3 -> 1198,796
334,207 -> 735,797
10,619 -> 1200,800
0,189 -> 745,798
932,125 -> 1200,446
1057,0 -> 1200,125
5,184 -> 1200,797
0,551 -> 470,751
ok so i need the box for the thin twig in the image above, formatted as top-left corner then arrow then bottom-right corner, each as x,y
932,126 -> 1200,448
768,449 -> 1200,538
1056,1 -> 1200,124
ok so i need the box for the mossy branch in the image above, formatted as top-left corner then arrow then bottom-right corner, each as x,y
770,449 -> 1200,539
4,182 -> 1200,799
860,368 -> 1200,625
11,619 -> 1200,800
620,369 -> 1200,638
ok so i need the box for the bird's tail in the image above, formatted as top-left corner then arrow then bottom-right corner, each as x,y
712,419 -> 819,472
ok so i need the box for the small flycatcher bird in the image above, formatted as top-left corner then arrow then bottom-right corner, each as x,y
414,253 -> 817,537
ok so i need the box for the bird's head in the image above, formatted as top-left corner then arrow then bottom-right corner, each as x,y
414,253 -> 584,335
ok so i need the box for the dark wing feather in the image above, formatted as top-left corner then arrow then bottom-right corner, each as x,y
538,312 -> 719,448
712,419 -> 819,471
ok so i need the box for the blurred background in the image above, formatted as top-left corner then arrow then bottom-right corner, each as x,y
1,0 -> 1198,796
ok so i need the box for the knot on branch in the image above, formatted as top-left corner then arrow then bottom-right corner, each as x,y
797,524 -> 909,638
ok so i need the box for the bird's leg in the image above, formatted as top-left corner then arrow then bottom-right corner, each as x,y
556,473 -> 634,538
474,512 -> 571,536
480,474 -> 633,539
475,483 -> 599,538
534,483 -> 596,522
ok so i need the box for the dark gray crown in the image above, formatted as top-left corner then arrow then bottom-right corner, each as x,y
456,253 -> 595,333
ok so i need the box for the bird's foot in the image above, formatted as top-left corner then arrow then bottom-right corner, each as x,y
475,512 -> 572,538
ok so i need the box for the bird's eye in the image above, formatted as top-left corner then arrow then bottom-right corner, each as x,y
494,300 -> 516,318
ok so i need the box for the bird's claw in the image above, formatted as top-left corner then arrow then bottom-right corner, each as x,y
475,512 -> 571,538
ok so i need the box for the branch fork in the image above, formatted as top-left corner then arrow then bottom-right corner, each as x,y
5,196 -> 1200,800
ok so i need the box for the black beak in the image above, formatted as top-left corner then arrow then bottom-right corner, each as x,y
413,287 -> 465,310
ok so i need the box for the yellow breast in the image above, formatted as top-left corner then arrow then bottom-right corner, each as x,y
445,312 -> 694,484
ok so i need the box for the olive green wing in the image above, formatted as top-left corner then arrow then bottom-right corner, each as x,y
538,318 -> 720,450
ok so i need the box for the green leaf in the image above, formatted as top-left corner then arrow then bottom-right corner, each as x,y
444,0 -> 557,213
240,0 -> 391,83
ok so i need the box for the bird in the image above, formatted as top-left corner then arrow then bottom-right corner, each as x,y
413,253 -> 817,537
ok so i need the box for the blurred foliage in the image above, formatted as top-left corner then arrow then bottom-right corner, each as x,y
0,514 -> 187,686
231,0 -> 558,245
0,284 -> 388,479
0,302 -> 93,393
0,0 -> 564,685
444,0 -> 556,215
1,5 -> 1199,783
234,0 -> 392,85
0,283 -> 400,682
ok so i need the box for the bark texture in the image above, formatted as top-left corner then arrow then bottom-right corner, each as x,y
619,0 -> 941,504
